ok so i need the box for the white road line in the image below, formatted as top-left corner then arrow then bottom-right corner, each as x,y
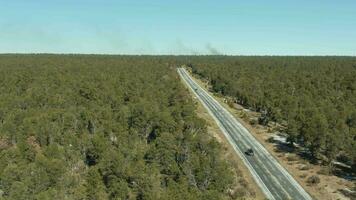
178,68 -> 313,200
178,68 -> 276,200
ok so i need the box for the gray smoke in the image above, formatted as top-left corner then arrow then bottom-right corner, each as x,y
205,43 -> 222,55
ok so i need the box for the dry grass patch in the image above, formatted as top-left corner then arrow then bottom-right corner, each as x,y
186,69 -> 355,200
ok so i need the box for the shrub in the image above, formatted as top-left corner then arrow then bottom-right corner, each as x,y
266,137 -> 275,143
286,154 -> 298,162
234,187 -> 247,198
249,118 -> 258,125
299,174 -> 307,178
298,164 -> 311,171
307,175 -> 320,185
317,167 -> 330,175
227,100 -> 234,108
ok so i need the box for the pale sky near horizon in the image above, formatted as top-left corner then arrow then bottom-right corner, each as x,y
1,0 -> 356,55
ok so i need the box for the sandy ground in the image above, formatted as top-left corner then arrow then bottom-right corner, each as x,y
186,68 -> 355,200
195,101 -> 265,200
180,75 -> 265,199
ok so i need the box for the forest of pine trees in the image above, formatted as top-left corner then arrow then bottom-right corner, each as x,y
184,56 -> 356,171
0,55 -> 242,200
1,54 -> 354,199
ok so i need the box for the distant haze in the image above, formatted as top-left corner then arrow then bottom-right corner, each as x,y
1,0 -> 356,55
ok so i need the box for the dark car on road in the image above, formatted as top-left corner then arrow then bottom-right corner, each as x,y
245,148 -> 254,156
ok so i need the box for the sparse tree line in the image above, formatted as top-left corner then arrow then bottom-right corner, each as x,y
0,55 -> 244,200
184,56 -> 356,171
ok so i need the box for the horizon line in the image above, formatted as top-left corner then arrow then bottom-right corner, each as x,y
1,53 -> 355,57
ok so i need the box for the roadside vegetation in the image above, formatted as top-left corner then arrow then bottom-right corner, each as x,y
183,64 -> 356,200
184,56 -> 356,173
0,55 -> 244,200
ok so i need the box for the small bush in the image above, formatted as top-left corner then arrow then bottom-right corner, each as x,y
298,159 -> 308,165
227,100 -> 234,108
286,154 -> 298,162
239,112 -> 246,119
234,187 -> 247,198
238,178 -> 248,188
299,174 -> 307,178
307,175 -> 320,185
317,167 -> 330,175
298,164 -> 311,171
266,137 -> 275,143
249,118 -> 258,125
258,115 -> 269,126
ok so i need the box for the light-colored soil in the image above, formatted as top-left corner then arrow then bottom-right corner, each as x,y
186,68 -> 355,200
180,75 -> 265,199
195,101 -> 265,200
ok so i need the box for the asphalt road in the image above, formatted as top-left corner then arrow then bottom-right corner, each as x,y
178,68 -> 313,200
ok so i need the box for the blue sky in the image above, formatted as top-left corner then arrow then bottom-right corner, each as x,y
1,0 -> 355,55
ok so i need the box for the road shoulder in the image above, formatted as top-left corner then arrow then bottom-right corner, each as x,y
179,70 -> 266,200
185,68 -> 354,200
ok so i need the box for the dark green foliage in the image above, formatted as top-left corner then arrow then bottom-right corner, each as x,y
186,56 -> 356,170
0,55 -> 235,199
306,175 -> 320,185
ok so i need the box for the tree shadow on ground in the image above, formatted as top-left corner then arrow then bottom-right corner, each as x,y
266,136 -> 355,181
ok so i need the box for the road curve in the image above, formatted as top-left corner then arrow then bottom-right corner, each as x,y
178,68 -> 313,200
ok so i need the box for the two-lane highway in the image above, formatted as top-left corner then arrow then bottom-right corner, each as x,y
178,67 -> 312,200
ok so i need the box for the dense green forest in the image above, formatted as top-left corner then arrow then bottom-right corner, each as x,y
0,55 -> 240,200
185,56 -> 356,171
